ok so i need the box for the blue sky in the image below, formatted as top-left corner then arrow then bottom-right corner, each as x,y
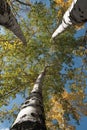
0,94 -> 25,130
0,0 -> 87,129
1,51 -> 87,130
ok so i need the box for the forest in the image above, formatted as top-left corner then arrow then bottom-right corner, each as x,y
0,0 -> 87,130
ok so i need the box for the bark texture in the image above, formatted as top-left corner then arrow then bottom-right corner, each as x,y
0,0 -> 27,45
10,67 -> 47,130
52,0 -> 87,39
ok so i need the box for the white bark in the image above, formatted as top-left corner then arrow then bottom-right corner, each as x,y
52,0 -> 77,38
10,67 -> 47,130
0,0 -> 27,45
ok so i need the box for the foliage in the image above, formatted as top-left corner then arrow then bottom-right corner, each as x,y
54,0 -> 84,29
0,0 -> 87,129
46,89 -> 87,130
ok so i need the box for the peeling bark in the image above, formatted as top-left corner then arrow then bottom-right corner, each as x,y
10,67 -> 48,130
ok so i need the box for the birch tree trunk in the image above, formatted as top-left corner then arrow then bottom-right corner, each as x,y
0,0 -> 27,45
10,67 -> 47,130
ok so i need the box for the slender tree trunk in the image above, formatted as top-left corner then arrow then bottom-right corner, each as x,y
10,67 -> 47,130
0,0 -> 27,45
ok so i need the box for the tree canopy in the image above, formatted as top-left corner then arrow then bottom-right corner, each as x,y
0,0 -> 87,130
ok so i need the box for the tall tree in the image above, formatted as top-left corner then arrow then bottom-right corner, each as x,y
10,66 -> 48,130
0,0 -> 27,45
52,0 -> 87,39
0,1 -> 87,130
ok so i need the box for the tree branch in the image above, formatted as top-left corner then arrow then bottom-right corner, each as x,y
16,0 -> 32,6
